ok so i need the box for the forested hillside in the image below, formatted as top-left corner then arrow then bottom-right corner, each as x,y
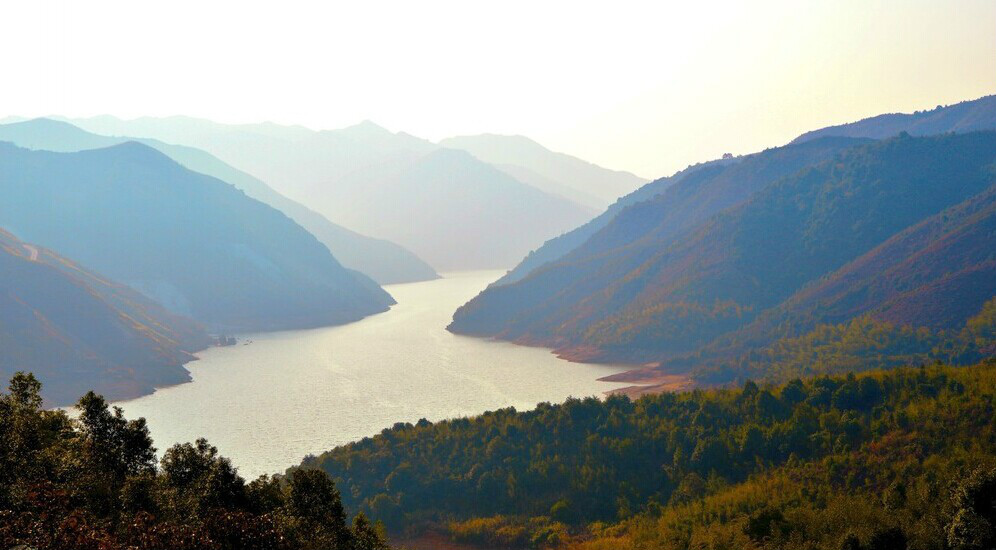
487,94 -> 996,294
451,133 -> 996,377
301,358 -> 996,550
492,157 -> 728,286
678,185 -> 996,384
490,136 -> 864,286
0,372 -> 389,550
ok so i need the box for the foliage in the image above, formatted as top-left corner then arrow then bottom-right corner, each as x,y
304,360 -> 996,549
965,298 -> 996,355
0,372 -> 390,550
695,299 -> 996,385
447,515 -> 568,549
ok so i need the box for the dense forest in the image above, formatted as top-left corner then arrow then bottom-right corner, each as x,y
302,357 -> 996,549
0,372 -> 389,550
689,297 -> 996,386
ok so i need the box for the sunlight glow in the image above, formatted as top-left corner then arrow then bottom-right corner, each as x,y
1,0 -> 993,177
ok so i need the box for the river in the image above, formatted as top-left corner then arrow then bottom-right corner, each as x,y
113,271 -> 631,478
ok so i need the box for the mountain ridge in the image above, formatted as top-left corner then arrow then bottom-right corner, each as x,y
792,94 -> 996,143
440,133 -> 647,208
0,140 -> 395,331
0,118 -> 438,284
0,228 -> 211,405
57,115 -> 599,271
450,132 -> 996,377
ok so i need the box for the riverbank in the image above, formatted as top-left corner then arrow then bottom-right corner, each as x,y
112,271 -> 631,478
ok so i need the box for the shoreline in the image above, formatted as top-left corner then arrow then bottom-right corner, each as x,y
451,330 -> 695,397
106,271 -> 668,478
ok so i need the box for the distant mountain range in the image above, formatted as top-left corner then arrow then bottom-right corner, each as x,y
6,94 -> 994,402
439,134 -> 646,209
450,95 -> 996,385
0,118 -> 438,284
0,229 -> 210,405
0,114 -> 635,403
56,116 -> 600,271
0,140 -> 395,332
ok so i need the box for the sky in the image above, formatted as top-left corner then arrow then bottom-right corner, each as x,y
1,0 -> 994,178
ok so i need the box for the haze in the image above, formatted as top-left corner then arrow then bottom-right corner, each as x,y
6,2 -> 996,547
2,0 -> 993,177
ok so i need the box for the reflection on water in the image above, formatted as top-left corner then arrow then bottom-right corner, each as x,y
114,271 -> 629,478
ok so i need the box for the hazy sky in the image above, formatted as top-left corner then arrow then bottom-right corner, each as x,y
2,0 -> 994,178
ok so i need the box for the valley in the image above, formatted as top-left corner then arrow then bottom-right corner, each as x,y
111,271 -> 632,478
1,5 -> 995,547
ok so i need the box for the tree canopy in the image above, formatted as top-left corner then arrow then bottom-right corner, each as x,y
0,372 -> 390,550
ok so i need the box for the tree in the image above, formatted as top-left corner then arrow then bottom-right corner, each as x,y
550,498 -> 573,523
744,506 -> 786,543
76,391 -> 156,478
832,377 -> 861,410
8,371 -> 42,410
288,468 -> 351,548
948,467 -> 996,550
755,390 -> 785,420
352,513 -> 390,550
858,377 -> 883,409
160,438 -> 247,519
0,372 -> 46,509
780,378 -> 807,405
0,373 -> 387,549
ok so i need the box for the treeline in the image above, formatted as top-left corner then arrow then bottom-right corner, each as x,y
694,297 -> 996,386
0,372 -> 389,550
304,358 -> 996,549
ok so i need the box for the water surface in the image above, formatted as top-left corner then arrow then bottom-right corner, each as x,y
115,271 -> 630,478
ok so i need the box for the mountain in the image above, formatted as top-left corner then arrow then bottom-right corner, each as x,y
317,146 -> 596,270
773,184 -> 996,331
453,136 -> 871,334
668,179 -> 996,384
449,132 -> 996,367
709,181 -> 996,366
496,136 -> 866,286
0,229 -> 210,405
0,118 -> 438,284
62,116 -> 597,271
0,141 -> 394,331
792,94 -> 996,143
486,163 -> 606,211
439,134 -> 647,208
489,158 -> 730,286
